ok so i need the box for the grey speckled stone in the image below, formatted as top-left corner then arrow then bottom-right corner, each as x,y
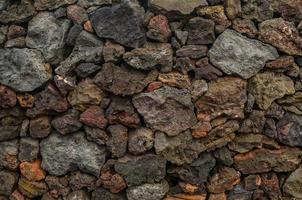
209,29 -> 279,79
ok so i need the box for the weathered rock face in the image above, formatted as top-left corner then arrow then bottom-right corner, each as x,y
259,18 -> 302,56
283,166 -> 302,198
133,86 -> 197,136
209,29 -> 278,79
40,132 -> 107,176
248,72 -> 295,110
128,128 -> 154,155
196,77 -> 247,121
0,140 -> 19,170
241,0 -> 274,22
94,63 -> 158,96
0,170 -> 18,196
34,0 -> 76,10
90,1 -> 145,48
0,48 -> 51,92
26,12 -> 70,64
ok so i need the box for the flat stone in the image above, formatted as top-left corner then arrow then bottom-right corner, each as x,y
0,48 -> 52,92
26,12 -> 71,64
128,128 -> 154,155
34,0 -> 76,10
90,1 -> 146,48
126,180 -> 169,200
234,147 -> 302,174
94,63 -> 158,96
196,77 -> 247,121
208,29 -> 279,79
40,132 -> 107,176
123,43 -> 173,71
106,125 -> 128,158
0,140 -> 18,170
0,170 -> 18,196
114,154 -> 166,186
283,166 -> 302,198
248,72 -> 295,110
149,0 -> 208,15
51,109 -> 82,135
193,58 -> 223,81
277,92 -> 302,115
176,45 -> 208,59
133,86 -> 197,136
259,18 -> 302,56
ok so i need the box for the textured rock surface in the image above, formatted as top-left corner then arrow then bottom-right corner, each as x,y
209,29 -> 278,79
283,166 -> 302,198
40,132 -> 106,176
133,86 -> 197,136
0,48 -> 51,92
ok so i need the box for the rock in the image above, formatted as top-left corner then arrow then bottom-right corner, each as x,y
18,177 -> 48,198
106,96 -> 141,128
277,92 -> 302,115
147,15 -> 171,42
0,0 -> 8,10
176,45 -> 208,59
232,18 -> 258,38
75,63 -> 102,78
0,85 -> 16,108
158,72 -> 191,89
133,86 -> 197,136
0,48 -> 52,92
272,0 -> 302,23
265,102 -> 284,120
193,58 -> 223,81
94,63 -> 158,96
146,81 -> 163,92
66,190 -> 90,200
241,0 -> 274,22
0,26 -> 7,45
54,75 -> 76,96
213,147 -> 233,166
123,43 -> 173,71
207,167 -> 241,193
51,109 -> 82,135
209,193 -> 227,200
259,18 -> 302,56
126,180 -> 169,200
17,93 -> 35,108
165,193 -> 207,200
128,128 -> 154,155
55,31 -> 103,76
103,41 -> 125,63
244,175 -> 261,191
84,126 -> 109,146
114,154 -> 166,186
283,166 -> 302,198
66,24 -> 82,46
4,37 -> 25,48
0,108 -> 24,142
196,77 -> 247,121
184,17 -> 215,45
92,188 -> 126,200
29,116 -> 51,138
107,125 -> 128,158
45,175 -> 69,191
234,147 -> 302,174
248,72 -> 295,110
208,29 -> 278,79
228,185 -> 253,200
80,106 -> 107,129
0,170 -> 18,196
260,172 -> 281,200
26,85 -> 70,117
0,0 -> 37,24
0,140 -> 18,170
100,170 -> 127,193
225,0 -> 241,19
26,12 -> 70,64
19,138 -> 39,162
90,1 -> 146,48
34,0 -> 76,10
68,79 -> 103,111
239,111 -> 265,133
266,56 -> 299,77
175,30 -> 188,45
149,0 -> 208,15
67,5 -> 88,24
40,132 -> 107,176
191,79 -> 208,101
78,0 -> 112,8
68,171 -> 97,191
20,160 -> 46,181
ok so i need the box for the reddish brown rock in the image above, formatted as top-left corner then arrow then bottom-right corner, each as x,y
54,75 -> 76,96
165,193 -> 206,200
68,171 -> 97,191
20,160 -> 46,182
272,0 -> 302,23
107,125 -> 128,158
232,18 -> 258,38
146,81 -> 163,92
100,170 -> 127,193
196,77 -> 247,121
191,121 -> 212,138
0,85 -> 16,108
194,58 -> 223,81
207,167 -> 241,193
17,94 -> 35,108
208,193 -> 227,200
234,147 -> 302,174
83,20 -> 93,33
147,15 -> 171,42
158,72 -> 191,89
80,106 -> 107,129
260,173 -> 282,200
265,56 -> 299,77
29,116 -> 51,138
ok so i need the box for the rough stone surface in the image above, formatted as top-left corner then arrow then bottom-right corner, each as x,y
0,140 -> 19,171
40,132 -> 107,176
19,138 -> 39,162
107,125 -> 128,158
29,116 -> 52,138
34,0 -> 76,10
147,15 -> 171,42
209,29 -> 279,79
80,106 -> 107,129
283,166 -> 302,198
133,86 -> 197,136
128,128 -> 154,155
0,170 -> 18,196
0,48 -> 51,92
51,109 -> 82,135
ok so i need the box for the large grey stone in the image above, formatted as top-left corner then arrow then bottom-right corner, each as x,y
40,132 -> 107,176
26,12 -> 71,64
90,0 -> 146,48
0,48 -> 52,92
133,86 -> 197,136
209,29 -> 279,79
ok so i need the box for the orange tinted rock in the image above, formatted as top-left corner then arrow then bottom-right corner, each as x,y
165,193 -> 207,200
191,121 -> 212,138
100,170 -> 127,193
146,81 -> 163,92
159,72 -> 191,89
84,20 -> 93,33
208,193 -> 227,200
179,182 -> 199,194
20,160 -> 46,181
17,93 -> 35,108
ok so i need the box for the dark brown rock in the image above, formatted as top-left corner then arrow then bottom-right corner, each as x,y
84,126 -> 109,146
69,171 -> 97,191
0,85 -> 16,108
241,0 -> 274,22
54,75 -> 76,96
128,128 -> 154,155
66,5 -> 88,25
158,72 -> 191,89
29,116 -> 51,138
100,170 -> 127,193
176,45 -> 208,59
51,109 -> 82,135
103,41 -> 125,63
244,175 -> 261,191
265,56 -> 299,77
107,125 -> 128,158
232,18 -> 258,38
80,106 -> 107,129
193,58 -> 223,81
239,110 -> 265,133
